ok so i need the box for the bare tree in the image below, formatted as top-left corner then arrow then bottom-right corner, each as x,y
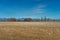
7,18 -> 16,21
24,18 -> 32,22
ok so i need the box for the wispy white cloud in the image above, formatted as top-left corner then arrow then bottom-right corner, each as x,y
32,4 -> 46,14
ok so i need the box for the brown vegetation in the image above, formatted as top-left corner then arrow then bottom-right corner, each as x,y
0,22 -> 60,40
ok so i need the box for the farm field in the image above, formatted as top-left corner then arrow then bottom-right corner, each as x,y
0,22 -> 60,40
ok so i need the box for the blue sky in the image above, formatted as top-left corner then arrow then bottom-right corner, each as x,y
0,0 -> 60,19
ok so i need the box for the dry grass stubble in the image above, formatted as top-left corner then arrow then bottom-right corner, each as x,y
0,22 -> 60,40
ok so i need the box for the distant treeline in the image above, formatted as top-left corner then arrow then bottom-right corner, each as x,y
0,17 -> 60,22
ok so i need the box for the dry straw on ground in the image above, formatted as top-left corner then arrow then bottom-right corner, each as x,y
0,22 -> 60,40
